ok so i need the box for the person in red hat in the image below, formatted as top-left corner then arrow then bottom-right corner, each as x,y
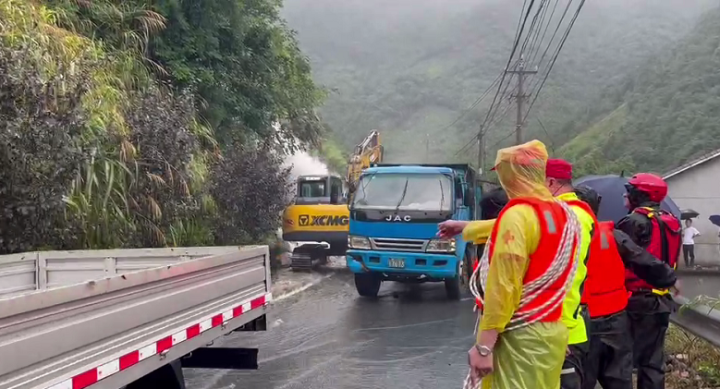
544,159 -> 597,389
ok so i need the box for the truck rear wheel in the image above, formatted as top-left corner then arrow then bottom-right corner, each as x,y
354,273 -> 381,297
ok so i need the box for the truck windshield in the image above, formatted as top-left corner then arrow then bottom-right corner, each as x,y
351,174 -> 453,211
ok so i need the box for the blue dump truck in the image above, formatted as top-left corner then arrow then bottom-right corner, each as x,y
346,164 -> 480,299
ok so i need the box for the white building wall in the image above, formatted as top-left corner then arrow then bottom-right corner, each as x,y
666,157 -> 720,267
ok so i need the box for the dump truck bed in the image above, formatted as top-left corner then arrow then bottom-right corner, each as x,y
0,246 -> 271,389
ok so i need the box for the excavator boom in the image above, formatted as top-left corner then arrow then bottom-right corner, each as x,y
346,130 -> 383,192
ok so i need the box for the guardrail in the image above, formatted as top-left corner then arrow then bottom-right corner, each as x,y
670,295 -> 720,348
671,270 -> 720,347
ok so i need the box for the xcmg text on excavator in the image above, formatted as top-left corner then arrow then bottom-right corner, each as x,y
282,131 -> 383,270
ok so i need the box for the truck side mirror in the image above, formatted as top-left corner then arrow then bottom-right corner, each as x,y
464,187 -> 473,207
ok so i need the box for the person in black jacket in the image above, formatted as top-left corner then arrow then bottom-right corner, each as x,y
575,185 -> 677,287
615,174 -> 681,389
475,186 -> 508,259
574,185 -> 676,389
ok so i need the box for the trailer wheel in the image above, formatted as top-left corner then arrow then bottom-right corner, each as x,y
354,273 -> 381,297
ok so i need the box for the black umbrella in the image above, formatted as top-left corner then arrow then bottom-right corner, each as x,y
574,175 -> 682,224
709,215 -> 720,227
680,209 -> 699,220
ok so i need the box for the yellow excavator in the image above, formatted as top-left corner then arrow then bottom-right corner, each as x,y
282,131 -> 383,270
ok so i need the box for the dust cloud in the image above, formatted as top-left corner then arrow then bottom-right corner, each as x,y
284,151 -> 329,179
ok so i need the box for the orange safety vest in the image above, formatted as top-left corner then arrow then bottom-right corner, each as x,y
475,197 -> 578,324
581,221 -> 629,318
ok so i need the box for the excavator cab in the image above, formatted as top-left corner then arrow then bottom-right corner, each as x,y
282,130 -> 383,270
294,175 -> 345,205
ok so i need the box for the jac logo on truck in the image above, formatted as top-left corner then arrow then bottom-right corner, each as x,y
385,215 -> 412,222
298,215 -> 349,226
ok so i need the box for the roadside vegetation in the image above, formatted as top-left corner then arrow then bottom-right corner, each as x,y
666,325 -> 720,388
665,296 -> 720,388
0,0 -> 333,253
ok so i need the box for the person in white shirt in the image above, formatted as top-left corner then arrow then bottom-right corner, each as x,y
682,219 -> 700,267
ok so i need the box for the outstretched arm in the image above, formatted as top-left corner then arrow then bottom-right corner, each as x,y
462,219 -> 497,244
613,229 -> 676,289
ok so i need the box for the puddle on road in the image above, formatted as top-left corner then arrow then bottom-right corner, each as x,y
270,256 -> 348,301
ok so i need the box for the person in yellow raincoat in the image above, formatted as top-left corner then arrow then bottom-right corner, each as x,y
438,140 -> 581,389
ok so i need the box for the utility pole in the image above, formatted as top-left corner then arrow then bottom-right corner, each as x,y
477,124 -> 486,178
425,134 -> 430,162
506,57 -> 537,145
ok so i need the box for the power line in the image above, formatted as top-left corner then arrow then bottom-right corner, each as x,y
436,72 -> 504,133
522,0 -> 586,125
488,129 -> 518,151
476,0 -> 538,137
519,0 -> 550,59
474,0 -> 578,157
454,97 -> 516,157
524,0 -> 552,63
484,81 -> 518,135
530,0 -> 561,65
512,0 -> 532,48
535,0 -> 575,69
536,117 -> 555,153
524,0 -> 574,97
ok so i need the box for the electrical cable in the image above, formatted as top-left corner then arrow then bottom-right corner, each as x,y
519,0 -> 550,59
476,0 -> 538,138
535,0 -> 575,69
522,0 -> 586,125
453,90 -> 516,157
530,0 -> 561,65
525,0 -> 575,96
536,117 -> 556,153
435,71 -> 504,134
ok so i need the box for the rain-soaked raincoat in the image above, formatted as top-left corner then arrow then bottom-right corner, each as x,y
465,140 -> 573,389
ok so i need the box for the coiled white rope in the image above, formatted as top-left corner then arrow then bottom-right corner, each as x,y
462,200 -> 582,389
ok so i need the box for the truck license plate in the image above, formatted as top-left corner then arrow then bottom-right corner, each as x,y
388,258 -> 405,268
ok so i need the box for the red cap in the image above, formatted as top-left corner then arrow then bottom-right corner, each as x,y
546,158 -> 573,180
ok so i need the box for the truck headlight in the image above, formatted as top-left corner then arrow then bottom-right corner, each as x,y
348,235 -> 371,250
426,238 -> 456,253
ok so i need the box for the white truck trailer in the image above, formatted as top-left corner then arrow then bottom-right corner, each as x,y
0,246 -> 272,389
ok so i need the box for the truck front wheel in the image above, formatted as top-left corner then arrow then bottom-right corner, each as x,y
445,276 -> 461,300
354,273 -> 381,297
445,257 -> 466,300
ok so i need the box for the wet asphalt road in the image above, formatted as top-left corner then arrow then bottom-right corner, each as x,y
186,269 -> 476,389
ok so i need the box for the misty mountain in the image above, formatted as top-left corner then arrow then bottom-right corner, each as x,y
560,5 -> 720,176
282,0 -> 714,167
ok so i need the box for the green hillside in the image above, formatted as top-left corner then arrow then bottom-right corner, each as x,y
282,0 -> 714,166
561,6 -> 720,175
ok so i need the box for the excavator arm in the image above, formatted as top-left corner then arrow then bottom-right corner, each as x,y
346,130 -> 383,195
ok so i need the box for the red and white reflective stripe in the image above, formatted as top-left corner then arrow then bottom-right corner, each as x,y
45,293 -> 272,389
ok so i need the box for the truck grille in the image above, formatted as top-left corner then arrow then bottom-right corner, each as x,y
370,238 -> 427,252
